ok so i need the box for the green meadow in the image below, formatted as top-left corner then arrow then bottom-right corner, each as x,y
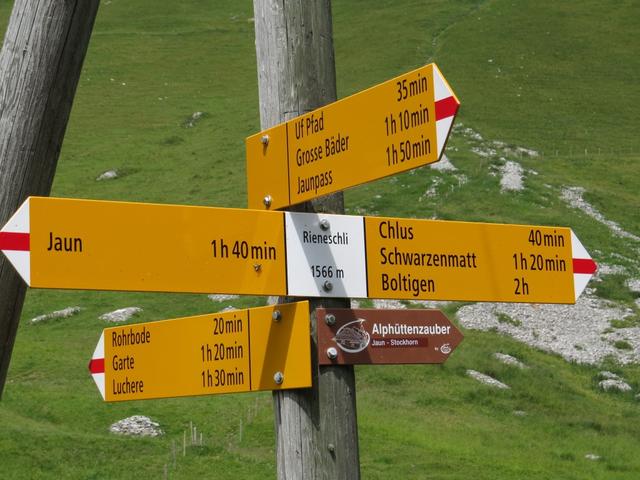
0,0 -> 639,478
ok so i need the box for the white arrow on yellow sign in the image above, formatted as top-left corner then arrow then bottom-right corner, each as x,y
0,197 -> 597,303
88,301 -> 311,402
246,63 -> 459,210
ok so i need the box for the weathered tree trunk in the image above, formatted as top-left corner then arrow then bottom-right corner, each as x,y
0,0 -> 100,398
252,1 -> 360,478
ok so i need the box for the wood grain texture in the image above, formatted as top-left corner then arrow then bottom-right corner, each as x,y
253,1 -> 360,478
0,0 -> 99,397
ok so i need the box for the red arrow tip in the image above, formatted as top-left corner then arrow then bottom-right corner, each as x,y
573,258 -> 597,275
89,358 -> 105,374
435,96 -> 459,121
0,232 -> 30,251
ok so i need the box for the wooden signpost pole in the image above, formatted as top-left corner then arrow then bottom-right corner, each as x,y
252,1 -> 360,478
0,0 -> 100,398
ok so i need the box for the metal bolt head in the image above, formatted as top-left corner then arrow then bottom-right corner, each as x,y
325,314 -> 336,326
273,371 -> 284,384
263,195 -> 272,208
326,347 -> 338,360
328,443 -> 335,453
260,134 -> 269,145
253,263 -> 262,272
319,218 -> 330,231
272,310 -> 282,322
323,280 -> 333,292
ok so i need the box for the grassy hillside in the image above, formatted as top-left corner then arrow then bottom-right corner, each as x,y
1,0 -> 639,478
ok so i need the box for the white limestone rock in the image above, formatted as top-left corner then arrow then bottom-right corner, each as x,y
109,415 -> 163,437
96,170 -> 118,181
99,307 -> 142,323
494,352 -> 527,369
598,379 -> 632,392
30,306 -> 82,324
466,370 -> 510,389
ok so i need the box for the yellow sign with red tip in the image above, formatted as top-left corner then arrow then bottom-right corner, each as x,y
89,302 -> 311,402
246,63 -> 460,210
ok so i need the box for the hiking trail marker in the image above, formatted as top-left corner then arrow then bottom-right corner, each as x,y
246,63 -> 459,210
0,196 -> 286,295
88,301 -> 311,402
316,308 -> 463,365
0,197 -> 597,303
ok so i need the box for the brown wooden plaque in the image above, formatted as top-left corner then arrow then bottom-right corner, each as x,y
317,308 -> 463,365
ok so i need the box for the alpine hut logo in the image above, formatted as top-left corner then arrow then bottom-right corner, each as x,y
334,319 -> 370,353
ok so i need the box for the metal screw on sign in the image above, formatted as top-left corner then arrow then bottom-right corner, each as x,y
323,280 -> 333,292
319,218 -> 330,231
273,371 -> 284,384
253,263 -> 262,272
260,134 -> 269,145
325,314 -> 336,326
326,347 -> 338,360
263,195 -> 272,208
272,310 -> 282,322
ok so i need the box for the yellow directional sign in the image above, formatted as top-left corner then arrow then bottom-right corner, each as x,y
246,63 -> 460,210
1,197 -> 596,303
88,302 -> 311,401
0,196 -> 286,294
363,217 -> 596,303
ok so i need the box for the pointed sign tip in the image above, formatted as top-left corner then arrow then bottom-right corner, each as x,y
0,198 -> 31,284
435,96 -> 460,121
570,230 -> 597,301
89,358 -> 105,374
90,333 -> 106,400
573,258 -> 597,275
0,232 -> 30,251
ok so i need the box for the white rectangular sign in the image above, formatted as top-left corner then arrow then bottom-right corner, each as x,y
285,212 -> 367,297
